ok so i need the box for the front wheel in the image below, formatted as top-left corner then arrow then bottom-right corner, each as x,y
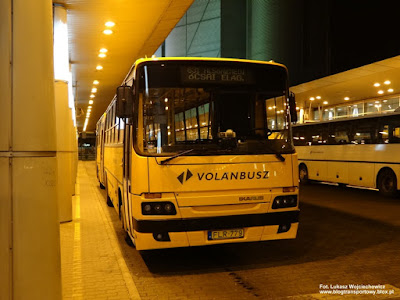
299,164 -> 309,184
378,169 -> 398,197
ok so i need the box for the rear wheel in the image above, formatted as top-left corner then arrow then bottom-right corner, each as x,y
378,168 -> 398,197
105,176 -> 113,207
299,164 -> 309,184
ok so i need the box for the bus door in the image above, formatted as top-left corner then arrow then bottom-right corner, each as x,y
100,122 -> 105,182
123,122 -> 133,233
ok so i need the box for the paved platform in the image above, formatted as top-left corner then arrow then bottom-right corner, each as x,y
60,162 -> 140,300
60,161 -> 400,300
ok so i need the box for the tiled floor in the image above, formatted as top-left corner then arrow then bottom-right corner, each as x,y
60,162 -> 140,300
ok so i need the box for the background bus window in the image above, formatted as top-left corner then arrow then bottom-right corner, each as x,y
334,130 -> 350,144
351,127 -> 373,144
391,126 -> 400,143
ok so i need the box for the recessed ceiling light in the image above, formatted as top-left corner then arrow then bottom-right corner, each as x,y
103,29 -> 113,35
374,83 -> 380,87
384,80 -> 391,85
93,80 -> 99,85
344,97 -> 350,101
388,88 -> 394,92
309,97 -> 315,101
91,88 -> 97,93
90,94 -> 95,98
89,100 -> 94,104
99,48 -> 108,53
323,101 -> 328,105
98,53 -> 106,58
96,65 -> 103,70
378,90 -> 384,94
88,106 -> 92,109
316,96 -> 321,100
105,21 -> 115,27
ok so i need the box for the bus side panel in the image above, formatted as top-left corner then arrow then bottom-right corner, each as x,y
348,162 -> 375,188
326,161 -> 348,184
103,145 -> 123,210
307,161 -> 327,181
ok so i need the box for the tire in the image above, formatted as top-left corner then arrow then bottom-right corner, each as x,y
107,195 -> 113,207
378,168 -> 398,197
125,232 -> 135,248
105,175 -> 114,207
299,164 -> 309,184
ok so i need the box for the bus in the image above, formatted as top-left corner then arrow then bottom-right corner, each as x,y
96,57 -> 299,250
292,112 -> 400,197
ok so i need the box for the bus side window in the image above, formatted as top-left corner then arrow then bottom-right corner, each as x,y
293,128 -> 306,146
379,124 -> 389,143
390,125 -> 400,143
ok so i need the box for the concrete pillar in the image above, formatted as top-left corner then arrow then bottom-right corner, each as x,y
0,0 -> 62,299
54,81 -> 73,222
54,5 -> 77,221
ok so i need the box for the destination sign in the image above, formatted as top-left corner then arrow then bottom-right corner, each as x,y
182,66 -> 251,84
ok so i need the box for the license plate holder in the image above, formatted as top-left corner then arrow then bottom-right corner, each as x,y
208,228 -> 244,240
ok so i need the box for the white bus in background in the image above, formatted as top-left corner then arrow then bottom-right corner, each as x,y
292,112 -> 400,197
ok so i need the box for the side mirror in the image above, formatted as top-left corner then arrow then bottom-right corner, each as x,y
288,92 -> 298,123
116,85 -> 134,118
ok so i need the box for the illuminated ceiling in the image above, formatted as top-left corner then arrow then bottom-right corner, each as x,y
291,55 -> 400,110
54,0 -> 194,132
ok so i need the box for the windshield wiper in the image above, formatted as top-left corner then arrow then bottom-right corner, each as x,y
160,149 -> 195,165
249,137 -> 286,162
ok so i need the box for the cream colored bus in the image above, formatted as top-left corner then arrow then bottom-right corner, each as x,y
96,57 -> 299,250
293,112 -> 400,197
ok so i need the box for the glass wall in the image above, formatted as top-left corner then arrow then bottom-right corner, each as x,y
311,96 -> 400,122
154,0 -> 221,58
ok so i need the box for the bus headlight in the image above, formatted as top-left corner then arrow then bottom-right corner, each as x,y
141,202 -> 177,215
272,195 -> 297,209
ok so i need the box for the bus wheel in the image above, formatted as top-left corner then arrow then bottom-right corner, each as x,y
299,164 -> 309,184
125,232 -> 135,248
378,168 -> 398,197
105,177 -> 113,207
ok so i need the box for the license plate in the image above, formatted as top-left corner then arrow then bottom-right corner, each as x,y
208,229 -> 244,240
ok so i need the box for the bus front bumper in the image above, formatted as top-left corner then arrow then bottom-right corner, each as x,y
132,210 -> 299,250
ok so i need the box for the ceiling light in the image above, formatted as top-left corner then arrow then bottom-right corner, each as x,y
90,94 -> 95,98
89,100 -> 94,104
99,48 -> 108,53
323,101 -> 328,105
91,88 -> 97,93
105,21 -> 115,27
374,83 -> 380,87
384,80 -> 391,85
316,96 -> 321,100
309,97 -> 315,101
388,88 -> 394,92
93,80 -> 99,85
96,65 -> 103,70
103,29 -> 113,35
88,106 -> 92,109
98,53 -> 106,58
344,97 -> 350,101
378,90 -> 384,94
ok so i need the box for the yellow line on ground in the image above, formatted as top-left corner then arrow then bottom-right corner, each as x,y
86,164 -> 141,300
72,185 -> 83,298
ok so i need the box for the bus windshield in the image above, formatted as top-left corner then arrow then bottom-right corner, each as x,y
136,61 -> 293,156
